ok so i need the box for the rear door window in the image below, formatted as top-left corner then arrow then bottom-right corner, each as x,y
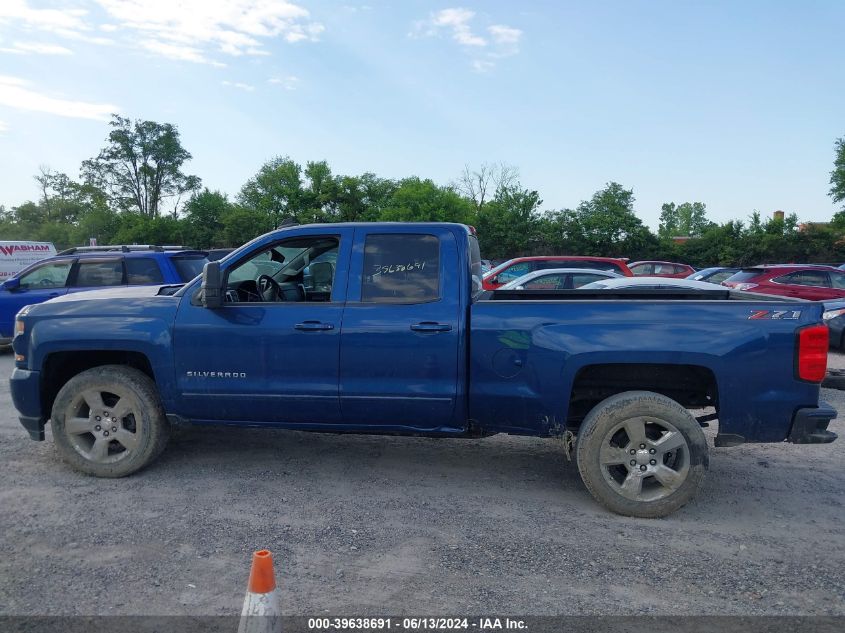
631,263 -> 653,275
571,273 -> 608,287
74,260 -> 124,287
525,273 -> 568,289
125,258 -> 164,285
775,271 -> 830,287
361,234 -> 440,303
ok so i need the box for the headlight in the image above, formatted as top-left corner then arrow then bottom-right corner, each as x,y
822,308 -> 845,321
14,319 -> 24,336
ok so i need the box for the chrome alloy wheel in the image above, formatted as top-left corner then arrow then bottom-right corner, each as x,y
63,387 -> 141,464
598,416 -> 690,502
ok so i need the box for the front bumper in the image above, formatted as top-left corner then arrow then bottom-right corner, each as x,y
10,367 -> 45,441
788,401 -> 837,444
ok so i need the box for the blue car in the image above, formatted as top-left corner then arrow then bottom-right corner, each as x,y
0,246 -> 208,343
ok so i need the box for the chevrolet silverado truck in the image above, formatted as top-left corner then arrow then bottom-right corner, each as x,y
9,223 -> 838,517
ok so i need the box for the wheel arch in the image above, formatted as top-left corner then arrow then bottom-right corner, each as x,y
41,350 -> 156,422
566,363 -> 718,431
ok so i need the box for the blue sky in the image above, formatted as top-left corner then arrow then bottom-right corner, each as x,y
0,0 -> 843,229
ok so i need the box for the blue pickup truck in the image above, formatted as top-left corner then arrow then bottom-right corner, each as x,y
9,223 -> 838,517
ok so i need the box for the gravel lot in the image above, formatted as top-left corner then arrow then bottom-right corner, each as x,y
0,349 -> 843,616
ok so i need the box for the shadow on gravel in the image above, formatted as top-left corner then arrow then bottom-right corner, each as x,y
158,425 -> 581,491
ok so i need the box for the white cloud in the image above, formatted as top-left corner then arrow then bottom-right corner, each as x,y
95,0 -> 324,60
221,80 -> 255,91
0,41 -> 73,55
268,75 -> 299,90
0,1 -> 88,34
0,120 -> 8,134
471,59 -> 494,73
414,8 -> 523,71
0,1 -> 321,65
488,24 -> 521,50
141,39 -> 225,66
0,75 -> 118,120
426,8 -> 486,47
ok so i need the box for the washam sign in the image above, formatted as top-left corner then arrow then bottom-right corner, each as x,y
0,241 -> 57,281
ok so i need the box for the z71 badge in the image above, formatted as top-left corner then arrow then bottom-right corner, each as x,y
748,309 -> 802,320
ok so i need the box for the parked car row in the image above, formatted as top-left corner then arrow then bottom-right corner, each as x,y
483,258 -> 845,351
482,256 -> 634,290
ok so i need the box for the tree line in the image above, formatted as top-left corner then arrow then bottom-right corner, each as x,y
2,114 -> 845,267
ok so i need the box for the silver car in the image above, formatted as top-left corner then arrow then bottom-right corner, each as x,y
500,268 -> 623,290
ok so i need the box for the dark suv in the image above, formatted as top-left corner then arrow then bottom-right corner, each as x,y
0,246 -> 208,343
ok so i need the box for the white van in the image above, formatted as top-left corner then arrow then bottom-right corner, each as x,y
0,241 -> 58,282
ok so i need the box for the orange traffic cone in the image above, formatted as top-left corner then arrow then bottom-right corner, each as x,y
237,550 -> 282,633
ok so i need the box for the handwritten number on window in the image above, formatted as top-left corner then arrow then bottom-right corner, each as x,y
372,261 -> 426,277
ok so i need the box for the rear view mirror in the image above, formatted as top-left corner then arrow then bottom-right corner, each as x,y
200,261 -> 223,308
2,278 -> 20,291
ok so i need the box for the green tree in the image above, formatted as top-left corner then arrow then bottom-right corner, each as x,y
302,160 -> 338,221
658,201 -> 712,238
81,114 -> 200,217
381,177 -> 474,224
830,136 -> 845,210
333,173 -> 396,222
475,184 -> 543,258
238,156 -> 307,227
219,206 -> 268,247
183,189 -> 232,248
572,182 -> 657,258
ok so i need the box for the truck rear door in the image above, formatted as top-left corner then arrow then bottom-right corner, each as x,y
339,227 -> 462,431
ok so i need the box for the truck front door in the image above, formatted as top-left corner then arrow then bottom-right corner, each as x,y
339,228 -> 462,431
172,229 -> 352,425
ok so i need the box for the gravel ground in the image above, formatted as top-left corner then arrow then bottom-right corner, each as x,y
0,349 -> 843,616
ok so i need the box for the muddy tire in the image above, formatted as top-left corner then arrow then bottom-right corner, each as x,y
50,365 -> 170,477
575,390 -> 708,518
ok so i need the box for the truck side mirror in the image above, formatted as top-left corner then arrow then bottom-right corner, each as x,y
200,261 -> 223,308
2,278 -> 20,291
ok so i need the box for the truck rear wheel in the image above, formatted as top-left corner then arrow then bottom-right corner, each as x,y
50,365 -> 170,477
575,390 -> 708,518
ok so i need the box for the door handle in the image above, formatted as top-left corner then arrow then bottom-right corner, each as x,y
410,322 -> 452,333
294,321 -> 334,331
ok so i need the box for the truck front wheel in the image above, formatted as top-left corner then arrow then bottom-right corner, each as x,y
50,365 -> 170,477
575,391 -> 708,518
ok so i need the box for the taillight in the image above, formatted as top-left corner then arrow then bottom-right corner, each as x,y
796,324 -> 828,382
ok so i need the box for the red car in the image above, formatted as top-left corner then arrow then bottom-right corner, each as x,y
628,260 -> 696,278
721,265 -> 845,300
482,256 -> 633,290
